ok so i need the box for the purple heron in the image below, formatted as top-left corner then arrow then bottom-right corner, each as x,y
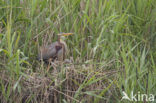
37,33 -> 73,62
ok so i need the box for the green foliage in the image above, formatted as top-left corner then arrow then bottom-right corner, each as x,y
0,0 -> 155,103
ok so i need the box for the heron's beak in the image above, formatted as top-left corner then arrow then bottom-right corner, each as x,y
62,33 -> 73,36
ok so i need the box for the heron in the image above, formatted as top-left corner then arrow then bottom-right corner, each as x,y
37,33 -> 73,63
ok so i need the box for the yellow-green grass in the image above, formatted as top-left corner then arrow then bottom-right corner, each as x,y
0,0 -> 156,103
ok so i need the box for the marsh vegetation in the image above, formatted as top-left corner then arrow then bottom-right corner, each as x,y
0,0 -> 156,103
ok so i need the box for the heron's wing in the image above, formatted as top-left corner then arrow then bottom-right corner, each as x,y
38,42 -> 59,60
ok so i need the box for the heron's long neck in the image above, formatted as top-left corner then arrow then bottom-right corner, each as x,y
58,35 -> 61,43
59,39 -> 66,60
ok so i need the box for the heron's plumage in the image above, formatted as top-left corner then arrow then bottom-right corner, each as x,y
37,33 -> 72,62
38,41 -> 67,61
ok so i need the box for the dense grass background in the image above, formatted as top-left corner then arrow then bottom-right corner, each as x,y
0,0 -> 156,103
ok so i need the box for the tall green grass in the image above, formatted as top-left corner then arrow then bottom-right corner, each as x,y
0,0 -> 156,103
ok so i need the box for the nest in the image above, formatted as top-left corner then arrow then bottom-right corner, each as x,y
0,61 -> 120,103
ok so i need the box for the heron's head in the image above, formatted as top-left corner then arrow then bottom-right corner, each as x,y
58,33 -> 73,42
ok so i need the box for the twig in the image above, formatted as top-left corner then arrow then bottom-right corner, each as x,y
52,88 -> 80,103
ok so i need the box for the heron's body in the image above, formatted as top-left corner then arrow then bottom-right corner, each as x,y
37,33 -> 71,62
